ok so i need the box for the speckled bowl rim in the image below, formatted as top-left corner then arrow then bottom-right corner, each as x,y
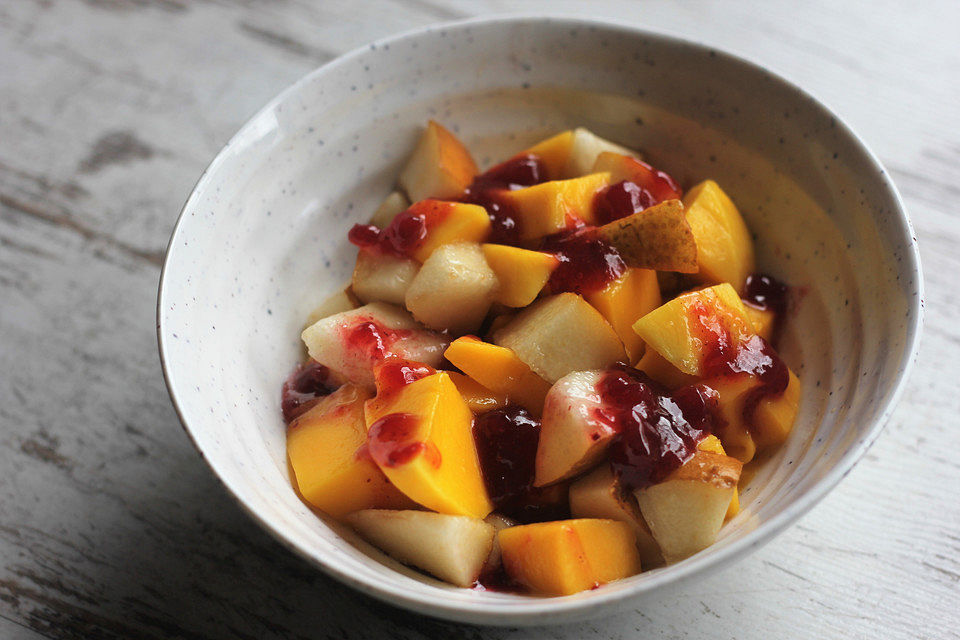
157,14 -> 924,625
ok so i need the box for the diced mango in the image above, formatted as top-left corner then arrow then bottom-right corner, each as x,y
498,519 -> 641,595
448,371 -> 509,413
701,369 -> 802,463
481,244 -> 559,307
586,267 -> 661,362
499,173 -> 611,241
632,283 -> 753,376
524,130 -> 575,180
634,346 -> 698,388
364,372 -> 493,517
287,384 -> 415,518
523,129 -> 639,180
444,336 -> 551,415
683,180 -> 755,292
407,200 -> 491,263
697,436 -> 740,519
743,304 -> 776,342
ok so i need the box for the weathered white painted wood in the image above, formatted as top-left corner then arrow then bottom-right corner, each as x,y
0,0 -> 957,638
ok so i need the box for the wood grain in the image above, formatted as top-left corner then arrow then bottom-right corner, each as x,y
1,1 -> 957,638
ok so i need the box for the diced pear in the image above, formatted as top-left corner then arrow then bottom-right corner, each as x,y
595,199 -> 698,273
287,384 -> 416,518
632,283 -> 752,376
498,173 -> 611,241
494,293 -> 626,384
524,128 -> 640,180
304,287 -> 358,328
301,303 -> 448,388
697,435 -> 740,519
498,519 -> 641,595
635,451 -> 742,564
369,191 -> 410,229
351,251 -> 419,305
346,509 -> 495,587
443,336 -> 551,415
569,465 -> 663,567
683,180 -> 755,292
404,242 -> 498,334
364,371 -> 493,517
481,244 -> 559,307
483,513 -> 517,570
398,120 -> 478,202
447,372 -> 509,414
535,370 -> 614,486
585,267 -> 661,362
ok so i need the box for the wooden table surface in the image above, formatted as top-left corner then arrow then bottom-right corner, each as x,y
2,1 -> 958,638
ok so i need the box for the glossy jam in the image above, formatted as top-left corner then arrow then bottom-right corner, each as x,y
347,201 -> 451,258
743,272 -> 790,346
602,366 -> 718,491
473,564 -> 524,593
341,320 -> 410,362
689,300 -> 790,432
464,153 -> 547,245
540,229 -> 626,295
373,358 -> 435,396
367,413 -> 440,468
473,406 -> 540,507
594,180 -> 658,224
281,360 -> 338,424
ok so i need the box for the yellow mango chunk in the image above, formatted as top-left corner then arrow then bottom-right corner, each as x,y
743,304 -> 776,342
407,200 -> 491,263
448,371 -> 509,413
586,267 -> 661,362
498,519 -> 641,595
364,372 -> 493,517
524,130 -> 575,180
701,369 -> 802,463
444,336 -> 551,415
632,283 -> 752,376
634,346 -> 698,389
683,180 -> 755,292
697,436 -> 740,519
481,244 -> 559,307
499,173 -> 611,241
286,384 -> 414,518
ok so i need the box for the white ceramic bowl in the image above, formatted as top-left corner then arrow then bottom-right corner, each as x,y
158,16 -> 922,626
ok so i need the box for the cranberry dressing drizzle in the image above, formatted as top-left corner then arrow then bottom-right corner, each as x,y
281,360 -> 339,424
540,228 -> 626,295
742,272 -> 790,346
594,180 -> 658,225
347,200 -> 452,258
463,153 -> 547,245
341,319 -> 410,361
601,366 -> 718,491
367,413 -> 439,468
689,297 -> 790,433
373,358 -> 436,397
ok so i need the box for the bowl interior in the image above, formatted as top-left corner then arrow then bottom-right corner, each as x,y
158,18 -> 921,625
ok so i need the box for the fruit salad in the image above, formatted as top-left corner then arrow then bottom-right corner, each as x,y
281,122 -> 801,596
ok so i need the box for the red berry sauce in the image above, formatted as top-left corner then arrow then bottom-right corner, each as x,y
340,319 -> 410,362
473,406 -> 540,507
367,413 -> 441,468
281,360 -> 339,424
464,153 -> 547,245
540,228 -> 626,295
593,156 -> 682,224
373,358 -> 436,397
601,366 -> 718,491
742,272 -> 790,346
347,200 -> 453,258
689,298 -> 790,433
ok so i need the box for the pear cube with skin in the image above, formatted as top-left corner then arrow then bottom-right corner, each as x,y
404,242 -> 498,334
346,509 -> 495,587
351,251 -> 419,305
368,191 -> 410,229
494,293 -> 626,384
398,120 -> 478,202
